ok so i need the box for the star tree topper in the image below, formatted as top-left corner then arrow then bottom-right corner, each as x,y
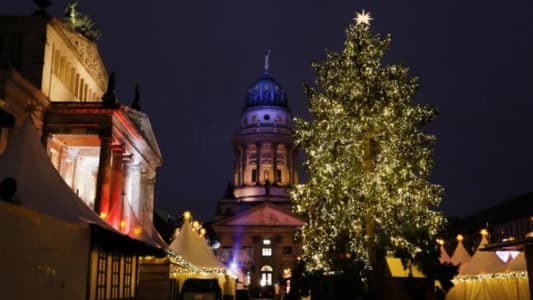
355,9 -> 373,25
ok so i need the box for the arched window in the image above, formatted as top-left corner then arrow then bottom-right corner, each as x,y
260,265 -> 273,287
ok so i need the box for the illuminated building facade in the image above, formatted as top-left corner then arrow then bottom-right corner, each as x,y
213,53 -> 304,294
0,10 -> 164,300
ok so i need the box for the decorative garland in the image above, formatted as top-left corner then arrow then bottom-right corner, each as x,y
166,249 -> 231,275
453,272 -> 528,282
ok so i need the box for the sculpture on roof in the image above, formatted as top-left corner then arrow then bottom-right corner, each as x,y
64,1 -> 102,41
102,72 -> 119,107
34,0 -> 52,9
131,84 -> 141,111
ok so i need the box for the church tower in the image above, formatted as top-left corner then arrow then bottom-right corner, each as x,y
218,51 -> 299,217
214,52 -> 304,295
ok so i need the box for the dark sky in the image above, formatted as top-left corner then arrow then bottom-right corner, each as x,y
3,1 -> 533,222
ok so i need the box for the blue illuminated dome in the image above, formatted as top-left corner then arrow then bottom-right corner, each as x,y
244,51 -> 288,109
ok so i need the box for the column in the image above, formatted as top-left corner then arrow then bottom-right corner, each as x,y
234,146 -> 240,186
109,144 -> 125,229
272,143 -> 278,184
256,143 -> 262,185
94,137 -> 112,215
241,144 -> 247,186
130,163 -> 142,219
144,176 -> 156,232
288,146 -> 294,185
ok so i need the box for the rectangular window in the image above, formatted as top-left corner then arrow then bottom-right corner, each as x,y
261,272 -> 272,286
123,255 -> 133,297
96,249 -> 108,300
282,246 -> 292,255
110,253 -> 120,298
251,169 -> 257,183
262,247 -> 272,256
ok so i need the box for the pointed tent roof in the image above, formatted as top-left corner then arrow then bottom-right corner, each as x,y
459,235 -> 506,275
0,119 -> 166,251
215,201 -> 304,227
505,252 -> 527,272
439,244 -> 451,264
168,219 -> 225,270
0,120 -> 114,230
450,239 -> 471,267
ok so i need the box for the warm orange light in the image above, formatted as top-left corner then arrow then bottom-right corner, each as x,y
133,226 -> 142,236
100,212 -> 108,219
183,211 -> 191,221
120,220 -> 126,228
456,234 -> 464,242
200,228 -> 206,236
480,229 -> 488,236
436,238 -> 444,246
192,220 -> 200,229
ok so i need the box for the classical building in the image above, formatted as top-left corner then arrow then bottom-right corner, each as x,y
0,6 -> 165,300
213,53 -> 304,295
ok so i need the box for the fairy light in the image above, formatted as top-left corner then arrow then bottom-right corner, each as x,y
290,9 -> 444,275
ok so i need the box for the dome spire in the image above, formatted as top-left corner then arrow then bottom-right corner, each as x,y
264,49 -> 271,75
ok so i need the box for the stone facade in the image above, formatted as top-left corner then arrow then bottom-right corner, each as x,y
213,56 -> 303,295
0,16 -> 107,102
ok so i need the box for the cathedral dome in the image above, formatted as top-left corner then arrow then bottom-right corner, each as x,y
244,51 -> 288,109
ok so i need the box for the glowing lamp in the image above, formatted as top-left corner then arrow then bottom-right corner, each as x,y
100,212 -> 107,219
120,220 -> 126,228
436,238 -> 444,246
230,262 -> 238,271
192,220 -> 200,229
456,234 -> 464,242
480,229 -> 488,236
133,226 -> 142,236
183,211 -> 191,221
200,228 -> 206,236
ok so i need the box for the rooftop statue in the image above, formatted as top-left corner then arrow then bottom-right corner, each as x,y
64,1 -> 102,41
33,0 -> 52,12
32,0 -> 52,17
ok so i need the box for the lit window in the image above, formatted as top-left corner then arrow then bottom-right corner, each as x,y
263,239 -> 271,245
262,247 -> 272,256
260,265 -> 273,286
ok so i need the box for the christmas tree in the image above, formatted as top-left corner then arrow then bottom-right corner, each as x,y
291,9 -> 445,286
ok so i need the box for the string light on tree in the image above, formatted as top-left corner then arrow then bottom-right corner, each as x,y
290,9 -> 445,288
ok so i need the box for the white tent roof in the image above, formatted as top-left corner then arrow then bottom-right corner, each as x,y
168,220 -> 225,270
459,236 -> 506,275
439,245 -> 451,264
450,240 -> 471,267
0,120 -> 114,230
505,252 -> 527,272
0,120 -> 166,249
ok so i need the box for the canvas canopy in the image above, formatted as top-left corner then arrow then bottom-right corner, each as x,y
0,120 -> 113,230
386,257 -> 425,278
440,244 -> 451,264
0,120 -> 165,250
168,220 -> 226,270
459,236 -> 506,275
505,252 -> 527,272
450,240 -> 471,267
446,237 -> 530,300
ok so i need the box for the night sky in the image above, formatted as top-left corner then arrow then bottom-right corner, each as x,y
2,1 -> 533,222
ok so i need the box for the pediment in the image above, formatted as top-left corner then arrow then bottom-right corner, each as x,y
220,203 -> 304,227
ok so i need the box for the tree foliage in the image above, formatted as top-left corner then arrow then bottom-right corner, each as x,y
290,12 -> 445,278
